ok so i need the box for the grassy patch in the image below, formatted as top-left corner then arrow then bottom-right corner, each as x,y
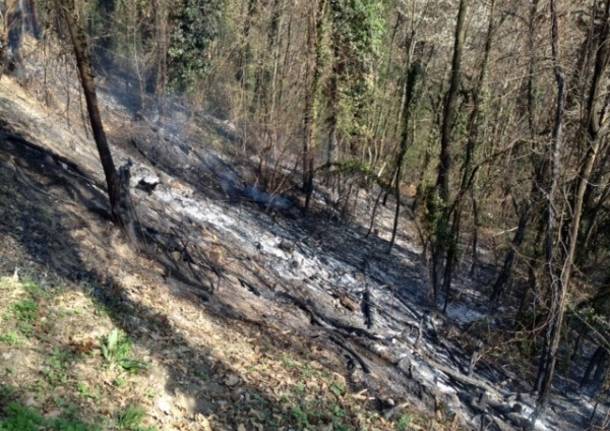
0,332 -> 21,346
277,354 -> 370,430
0,278 -> 51,339
0,402 -> 98,431
76,383 -> 100,401
0,274 -> 158,430
395,414 -> 412,431
100,330 -> 147,373
116,405 -> 155,431
11,298 -> 38,336
43,347 -> 75,386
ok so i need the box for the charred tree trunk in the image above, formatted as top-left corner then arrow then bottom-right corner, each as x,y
389,62 -> 422,251
469,188 -> 480,275
436,0 -> 468,203
302,0 -> 326,211
490,203 -> 529,306
430,0 -> 468,306
22,0 -> 41,39
92,0 -> 116,68
494,0 -> 541,313
581,346 -> 609,394
55,0 -> 136,238
3,0 -> 24,73
442,0 -> 495,310
535,0 -> 610,420
153,0 -> 169,118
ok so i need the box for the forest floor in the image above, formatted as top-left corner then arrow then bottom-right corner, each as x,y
0,77 -> 445,431
0,46 -> 608,431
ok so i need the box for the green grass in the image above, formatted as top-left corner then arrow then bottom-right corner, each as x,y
276,354 -> 363,430
116,405 -> 155,431
0,402 -> 98,431
0,332 -> 21,346
1,279 -> 50,338
76,383 -> 99,401
100,330 -> 147,373
21,281 -> 47,300
395,414 -> 412,431
11,299 -> 38,335
0,276 -> 159,431
0,403 -> 44,431
43,348 -> 74,386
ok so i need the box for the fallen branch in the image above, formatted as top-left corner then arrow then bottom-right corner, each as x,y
329,335 -> 371,374
276,291 -> 381,341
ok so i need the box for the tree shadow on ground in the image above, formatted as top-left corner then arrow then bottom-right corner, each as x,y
3,126 -> 604,431
0,128 -> 394,430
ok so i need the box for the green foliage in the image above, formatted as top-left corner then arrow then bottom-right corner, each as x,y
44,348 -> 74,386
0,403 -> 44,431
395,414 -> 411,431
422,185 -> 450,245
0,385 -> 17,407
76,383 -> 98,401
0,402 -> 98,431
22,281 -> 47,300
0,332 -> 21,346
12,299 -> 38,323
11,299 -> 38,336
100,330 -> 147,373
279,355 -> 356,430
330,0 -> 386,141
169,0 -> 223,91
290,405 -> 310,429
116,405 -> 155,431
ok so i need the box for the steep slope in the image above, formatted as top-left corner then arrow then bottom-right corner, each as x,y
0,73 -> 604,431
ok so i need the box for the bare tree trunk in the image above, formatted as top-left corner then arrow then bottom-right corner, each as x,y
532,0 -> 568,420
3,0 -> 24,73
326,42 -> 341,171
372,14 -> 402,147
302,0 -> 326,211
430,0 -> 468,306
490,203 -> 529,306
236,0 -> 257,86
55,0 -> 133,235
581,346 -> 609,394
436,0 -> 468,203
492,0 -> 540,310
153,0 -> 168,118
441,0 -> 495,309
389,62 -> 422,251
534,0 -> 610,420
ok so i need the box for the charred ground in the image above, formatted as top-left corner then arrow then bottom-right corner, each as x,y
0,57 -> 607,430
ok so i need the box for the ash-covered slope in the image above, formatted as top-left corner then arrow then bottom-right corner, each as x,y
0,76 -> 603,431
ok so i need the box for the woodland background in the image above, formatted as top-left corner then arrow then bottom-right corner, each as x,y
2,0 -> 610,421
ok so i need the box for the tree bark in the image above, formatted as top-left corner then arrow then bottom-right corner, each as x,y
389,62 -> 422,251
430,0 -> 468,306
436,0 -> 468,203
442,0 -> 495,309
302,0 -> 327,211
55,0 -> 129,231
535,0 -> 610,418
533,0 -> 587,422
153,0 -> 169,118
